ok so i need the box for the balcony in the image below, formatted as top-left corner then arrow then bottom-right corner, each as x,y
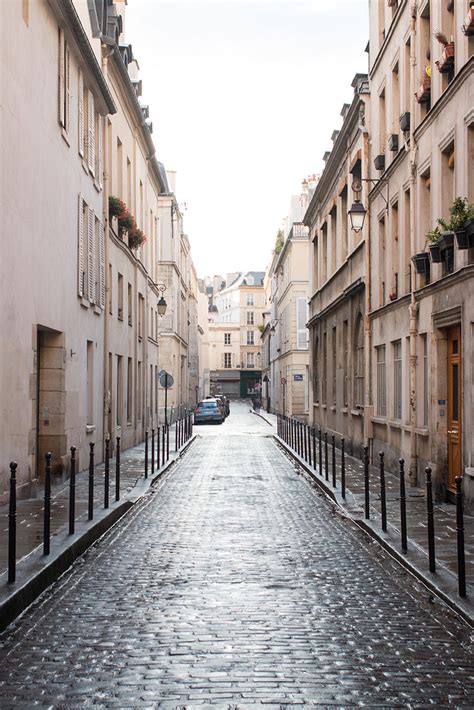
290,223 -> 309,240
435,43 -> 455,74
415,77 -> 431,104
462,7 -> 474,36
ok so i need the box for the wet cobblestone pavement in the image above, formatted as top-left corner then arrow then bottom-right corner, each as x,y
0,404 -> 473,707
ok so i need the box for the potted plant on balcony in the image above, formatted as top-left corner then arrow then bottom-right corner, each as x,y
443,197 -> 474,249
109,195 -> 126,219
128,224 -> 147,250
434,31 -> 455,73
462,3 -> 474,36
427,226 -> 442,263
412,251 -> 430,274
415,70 -> 431,103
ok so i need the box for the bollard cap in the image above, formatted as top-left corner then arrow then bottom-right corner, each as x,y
70,445 -> 77,453
9,461 -> 17,471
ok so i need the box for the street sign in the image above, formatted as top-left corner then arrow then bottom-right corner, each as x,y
159,371 -> 174,388
294,374 -> 303,381
281,377 -> 286,385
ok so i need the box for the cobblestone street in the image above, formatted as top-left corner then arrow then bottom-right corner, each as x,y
0,403 -> 473,707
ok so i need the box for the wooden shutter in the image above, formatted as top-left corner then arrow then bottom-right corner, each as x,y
78,194 -> 84,297
58,28 -> 65,126
98,219 -> 105,308
78,71 -> 84,156
88,207 -> 95,303
296,297 -> 309,350
65,44 -> 70,131
87,90 -> 95,173
98,115 -> 104,189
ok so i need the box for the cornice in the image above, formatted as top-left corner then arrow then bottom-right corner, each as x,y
368,0 -> 409,79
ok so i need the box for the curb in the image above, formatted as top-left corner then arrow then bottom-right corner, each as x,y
0,434 -> 197,633
273,434 -> 473,628
250,410 -> 274,427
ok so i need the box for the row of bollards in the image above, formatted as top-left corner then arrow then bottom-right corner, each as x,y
276,413 -> 467,598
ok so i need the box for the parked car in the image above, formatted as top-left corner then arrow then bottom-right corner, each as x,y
194,399 -> 224,424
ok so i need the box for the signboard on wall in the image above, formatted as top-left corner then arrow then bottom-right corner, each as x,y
294,374 -> 304,381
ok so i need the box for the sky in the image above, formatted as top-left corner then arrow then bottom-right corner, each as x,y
126,0 -> 369,278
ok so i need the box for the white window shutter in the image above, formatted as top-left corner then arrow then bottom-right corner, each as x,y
87,90 -> 95,173
65,45 -> 70,131
98,115 -> 104,189
58,29 -> 65,126
78,71 -> 84,156
296,297 -> 309,350
98,219 -> 105,309
88,207 -> 95,303
78,194 -> 84,297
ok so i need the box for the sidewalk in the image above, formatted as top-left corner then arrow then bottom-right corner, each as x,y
0,432 -> 196,631
255,410 -> 473,625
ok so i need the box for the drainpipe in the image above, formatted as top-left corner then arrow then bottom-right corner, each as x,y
362,117 -> 372,453
408,1 -> 419,486
102,51 -> 111,449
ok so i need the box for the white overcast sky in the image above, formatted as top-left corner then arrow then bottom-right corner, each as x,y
126,0 -> 369,278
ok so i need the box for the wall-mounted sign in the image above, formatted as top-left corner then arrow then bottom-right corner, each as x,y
280,377 -> 287,385
294,374 -> 304,381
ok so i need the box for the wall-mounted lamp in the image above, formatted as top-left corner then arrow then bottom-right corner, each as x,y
150,281 -> 167,315
348,177 -> 388,232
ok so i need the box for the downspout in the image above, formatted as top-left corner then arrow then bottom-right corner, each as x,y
408,0 -> 419,486
361,100 -> 372,454
102,50 -> 111,451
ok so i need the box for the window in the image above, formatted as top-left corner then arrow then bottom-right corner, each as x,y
247,311 -> 254,325
116,355 -> 123,426
376,345 -> 387,417
137,361 -> 142,421
108,264 -> 112,314
138,295 -> 144,339
322,331 -> 327,403
116,138 -> 123,198
128,284 -> 132,326
224,353 -> 232,368
332,326 -> 337,406
247,294 -> 254,306
422,334 -> 429,427
247,331 -> 255,345
296,298 -> 309,350
247,352 -> 255,368
224,333 -> 231,345
354,314 -> 364,408
126,357 -> 132,423
86,341 -> 94,426
155,365 -> 158,414
343,320 -> 349,407
313,335 -> 319,403
117,273 -> 123,320
77,196 -> 104,307
150,365 -> 153,421
393,340 -> 402,419
58,28 -> 70,132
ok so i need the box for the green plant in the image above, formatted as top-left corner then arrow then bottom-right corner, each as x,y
426,226 -> 441,243
436,197 -> 474,232
128,225 -> 147,249
274,229 -> 284,254
109,195 -> 126,218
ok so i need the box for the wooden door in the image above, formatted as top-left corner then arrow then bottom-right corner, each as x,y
447,326 -> 462,493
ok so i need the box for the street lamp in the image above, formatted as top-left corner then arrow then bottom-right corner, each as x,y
150,281 -> 167,315
348,198 -> 367,233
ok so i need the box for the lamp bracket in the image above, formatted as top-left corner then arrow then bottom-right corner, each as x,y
353,176 -> 389,211
149,281 -> 167,294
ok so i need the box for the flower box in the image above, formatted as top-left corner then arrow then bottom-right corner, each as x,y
435,43 -> 455,73
415,77 -> 431,104
456,220 -> 474,249
412,252 -> 430,274
399,112 -> 410,132
374,154 -> 385,171
438,231 -> 454,251
429,242 -> 442,263
462,8 -> 474,36
388,134 -> 399,152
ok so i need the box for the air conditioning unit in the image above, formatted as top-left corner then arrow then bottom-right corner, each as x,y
388,134 -> 399,152
374,154 -> 385,171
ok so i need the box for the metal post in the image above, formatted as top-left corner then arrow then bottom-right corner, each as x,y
307,425 -> 312,467
299,422 -> 303,457
69,446 -> 76,534
151,428 -> 155,474
331,434 -> 336,488
162,425 -> 166,466
8,462 -> 17,584
115,436 -> 121,502
144,430 -> 148,479
364,446 -> 370,519
104,438 -> 110,509
175,419 -> 178,452
44,452 -> 52,556
88,442 -> 95,521
425,467 -> 435,573
341,438 -> 345,499
399,458 -> 407,553
455,477 -> 466,597
303,424 -> 308,462
312,428 -> 316,472
379,451 -> 386,532
324,432 -> 328,481
157,426 -> 161,469
166,424 -> 170,462
318,428 -> 322,476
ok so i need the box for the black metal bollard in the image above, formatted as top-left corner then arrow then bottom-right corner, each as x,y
69,446 -> 76,534
307,425 -> 312,467
364,446 -> 370,520
175,419 -> 178,452
455,477 -> 466,598
8,462 -> 17,584
312,428 -> 316,472
166,424 -> 170,462
104,438 -> 110,509
115,436 -> 121,502
162,425 -> 166,466
157,426 -> 161,469
44,452 -> 52,556
144,430 -> 148,480
331,434 -> 336,488
88,442 -> 95,521
425,467 -> 435,573
151,428 -> 155,474
324,432 -> 329,481
379,451 -> 386,532
341,438 -> 345,499
318,428 -> 322,476
399,458 -> 407,553
303,425 -> 308,462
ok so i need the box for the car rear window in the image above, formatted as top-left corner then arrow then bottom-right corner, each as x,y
198,402 -> 218,409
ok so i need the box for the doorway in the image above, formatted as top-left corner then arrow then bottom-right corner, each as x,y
447,325 -> 462,494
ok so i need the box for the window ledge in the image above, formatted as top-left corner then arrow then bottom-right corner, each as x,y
79,296 -> 90,309
321,404 -> 327,410
340,407 -> 349,414
93,305 -> 102,315
389,420 -> 402,429
82,160 -> 89,175
416,427 -> 429,437
313,402 -> 320,408
86,425 -> 95,434
127,421 -> 132,427
350,409 -> 363,417
371,416 -> 387,425
61,127 -> 70,147
330,405 -> 336,412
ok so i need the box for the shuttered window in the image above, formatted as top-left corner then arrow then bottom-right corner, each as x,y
78,70 -> 84,156
87,89 -> 95,174
58,28 -> 70,131
78,195 -> 104,307
376,345 -> 387,417
296,297 -> 309,350
87,207 -> 95,303
393,340 -> 402,420
78,194 -> 85,297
